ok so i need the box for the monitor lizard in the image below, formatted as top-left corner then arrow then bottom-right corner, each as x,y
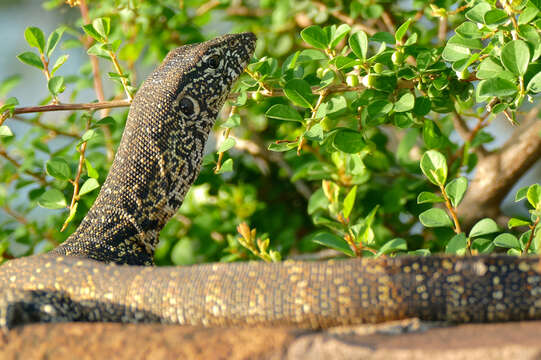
2,32 -> 541,332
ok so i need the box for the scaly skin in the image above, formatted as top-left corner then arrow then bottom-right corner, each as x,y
2,254 -> 541,330
2,32 -> 541,331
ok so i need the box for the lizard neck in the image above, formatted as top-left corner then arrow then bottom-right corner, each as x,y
52,86 -> 215,265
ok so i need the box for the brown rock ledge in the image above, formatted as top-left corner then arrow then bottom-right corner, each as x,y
2,320 -> 541,360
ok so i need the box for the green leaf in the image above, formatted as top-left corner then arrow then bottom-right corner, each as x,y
484,9 -> 509,25
494,233 -> 521,249
395,19 -> 411,43
304,123 -> 324,141
0,75 -> 22,98
51,54 -> 69,76
455,21 -> 482,39
508,217 -> 530,228
349,31 -> 368,60
445,176 -> 468,208
81,129 -> 97,142
466,3 -> 491,23
329,24 -> 351,49
515,185 -> 529,202
38,189 -> 67,209
17,52 -> 44,70
377,238 -> 407,256
476,57 -> 505,80
447,34 -> 483,50
265,104 -> 303,122
342,185 -> 357,219
417,191 -> 444,204
501,40 -> 530,76
24,27 -> 45,53
216,158 -> 233,174
92,17 -> 111,39
308,188 -> 328,215
45,27 -> 65,57
370,32 -> 395,44
218,137 -> 236,152
332,128 -> 365,153
420,150 -> 447,186
95,116 -> 116,127
527,184 -> 541,208
0,125 -> 13,138
268,142 -> 296,152
394,92 -> 414,112
312,232 -> 354,257
445,233 -> 467,254
222,114 -> 241,128
85,159 -> 99,179
0,97 -> 18,115
419,208 -> 453,228
82,24 -> 106,43
48,76 -> 65,96
64,201 -> 78,225
519,5 -> 539,25
301,26 -> 328,49
469,218 -> 499,238
442,43 -> 470,62
284,79 -> 314,108
413,96 -> 431,116
79,178 -> 100,196
367,99 -> 393,118
478,78 -> 517,97
46,158 -> 71,180
527,72 -> 541,93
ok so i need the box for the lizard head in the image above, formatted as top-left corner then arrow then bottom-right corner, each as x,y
138,32 -> 257,133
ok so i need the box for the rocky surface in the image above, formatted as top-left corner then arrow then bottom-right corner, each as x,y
2,319 -> 541,359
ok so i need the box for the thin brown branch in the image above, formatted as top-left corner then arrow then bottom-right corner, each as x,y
459,107 -> 541,229
381,9 -> 396,33
79,0 -> 117,162
11,115 -> 79,138
523,217 -> 540,255
61,115 -> 91,232
438,16 -> 448,44
0,147 -> 48,185
2,204 -> 58,246
311,1 -> 378,35
11,100 -> 130,115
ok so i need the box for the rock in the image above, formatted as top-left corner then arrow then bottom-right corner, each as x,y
2,320 -> 541,359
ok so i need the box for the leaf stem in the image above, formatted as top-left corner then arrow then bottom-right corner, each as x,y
523,217 -> 540,255
60,115 -> 91,232
440,184 -> 462,235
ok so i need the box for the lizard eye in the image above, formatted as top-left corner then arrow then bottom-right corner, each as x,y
179,97 -> 194,115
208,55 -> 220,69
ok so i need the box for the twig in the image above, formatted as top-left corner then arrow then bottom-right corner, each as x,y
523,217 -> 540,255
79,0 -> 119,161
11,115 -> 79,138
311,1 -> 378,35
0,147 -> 48,185
60,115 -> 92,232
10,100 -> 130,115
2,205 -> 58,246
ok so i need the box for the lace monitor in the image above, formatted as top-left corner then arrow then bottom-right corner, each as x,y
2,32 -> 541,332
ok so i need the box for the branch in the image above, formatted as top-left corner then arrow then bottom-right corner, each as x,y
11,115 -> 79,138
0,147 -> 48,185
459,107 -> 541,229
10,100 -> 131,115
79,0 -> 119,162
2,205 -> 58,246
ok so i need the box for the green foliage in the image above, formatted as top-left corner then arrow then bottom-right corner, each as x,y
1,0 -> 540,263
